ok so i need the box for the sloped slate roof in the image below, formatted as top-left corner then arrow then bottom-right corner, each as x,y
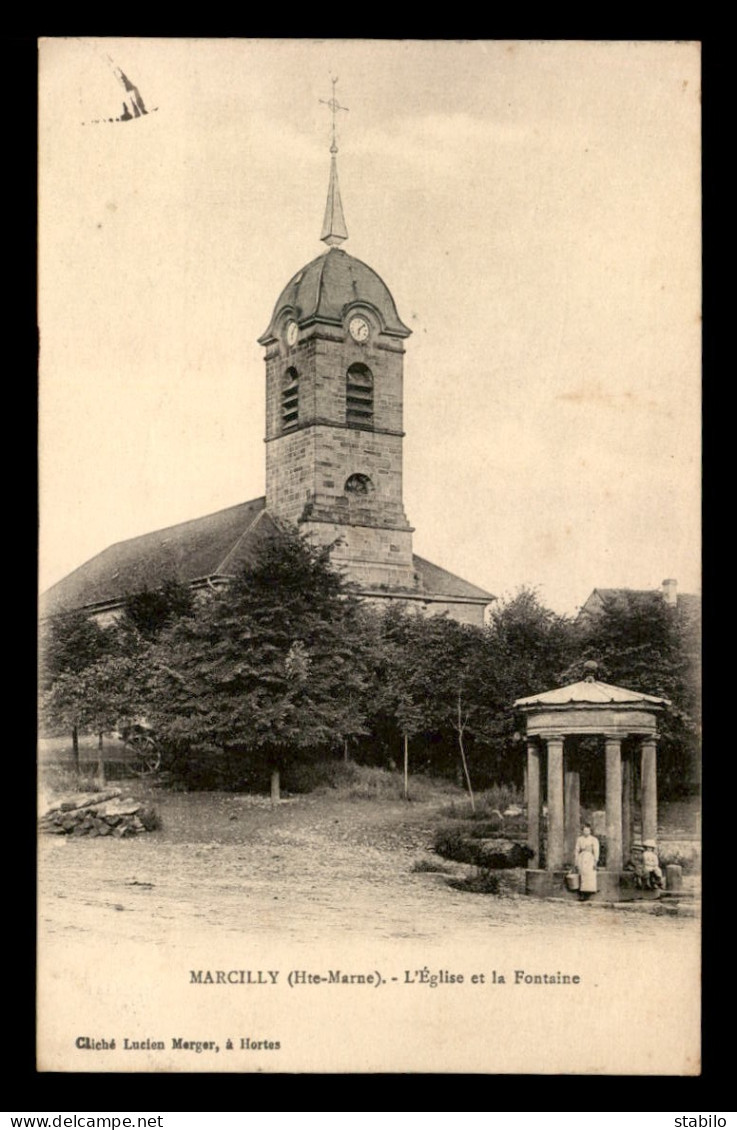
40,498 -> 273,617
515,679 -> 669,708
412,554 -> 493,602
259,247 -> 411,342
581,587 -> 700,616
591,587 -> 658,604
40,499 -> 492,616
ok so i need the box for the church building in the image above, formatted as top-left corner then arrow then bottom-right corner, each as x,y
41,96 -> 493,628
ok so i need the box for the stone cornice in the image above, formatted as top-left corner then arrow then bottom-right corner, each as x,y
302,516 -> 415,534
260,322 -> 407,355
353,588 -> 491,607
265,420 -> 405,442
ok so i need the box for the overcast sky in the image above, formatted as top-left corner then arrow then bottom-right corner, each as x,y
38,39 -> 701,616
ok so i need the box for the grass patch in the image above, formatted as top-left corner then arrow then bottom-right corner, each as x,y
433,824 -> 480,864
411,857 -> 455,875
465,821 -> 510,839
447,868 -> 503,895
432,822 -> 533,868
346,765 -> 407,800
439,784 -> 524,821
285,761 -> 404,799
285,760 -> 466,803
282,760 -> 356,794
40,766 -> 107,796
658,842 -> 701,873
137,805 -> 162,832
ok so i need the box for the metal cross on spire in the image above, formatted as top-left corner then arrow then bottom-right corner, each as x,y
319,76 -> 349,154
319,76 -> 349,247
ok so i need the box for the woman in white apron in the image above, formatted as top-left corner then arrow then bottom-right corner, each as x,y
574,822 -> 600,901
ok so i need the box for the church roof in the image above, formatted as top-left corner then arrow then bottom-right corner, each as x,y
259,247 -> 411,343
411,555 -> 494,603
40,499 -> 276,618
40,499 -> 492,617
514,679 -> 669,708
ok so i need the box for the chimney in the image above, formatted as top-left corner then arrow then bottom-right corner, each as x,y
662,578 -> 678,607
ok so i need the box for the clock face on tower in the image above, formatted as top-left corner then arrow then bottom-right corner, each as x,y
348,316 -> 370,343
286,321 -> 299,347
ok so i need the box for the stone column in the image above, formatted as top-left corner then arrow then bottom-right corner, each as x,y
641,736 -> 658,844
622,752 -> 634,864
564,752 -> 580,865
526,741 -> 540,867
546,737 -> 565,871
604,735 -> 623,873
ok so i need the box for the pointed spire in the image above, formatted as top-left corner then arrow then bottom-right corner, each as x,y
321,154 -> 348,246
319,77 -> 349,247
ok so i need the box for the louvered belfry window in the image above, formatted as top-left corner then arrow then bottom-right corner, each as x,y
282,367 -> 299,428
346,363 -> 373,426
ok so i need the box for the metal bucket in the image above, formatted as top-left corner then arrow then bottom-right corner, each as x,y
565,871 -> 580,892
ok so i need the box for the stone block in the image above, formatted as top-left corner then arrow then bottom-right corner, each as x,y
525,869 -> 560,897
665,863 -> 683,891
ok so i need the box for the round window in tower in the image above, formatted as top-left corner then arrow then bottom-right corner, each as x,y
344,473 -> 374,495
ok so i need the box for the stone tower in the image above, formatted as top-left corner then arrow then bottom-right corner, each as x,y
258,110 -> 417,594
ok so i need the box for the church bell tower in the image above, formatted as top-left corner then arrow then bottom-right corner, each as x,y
258,82 -> 417,593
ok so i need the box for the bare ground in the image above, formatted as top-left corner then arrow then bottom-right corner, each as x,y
38,785 -> 700,949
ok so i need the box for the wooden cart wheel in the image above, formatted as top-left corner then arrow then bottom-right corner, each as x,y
124,730 -> 162,776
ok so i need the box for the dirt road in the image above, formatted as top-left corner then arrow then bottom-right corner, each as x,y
38,789 -> 698,949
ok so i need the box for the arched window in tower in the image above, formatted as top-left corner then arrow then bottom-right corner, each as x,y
345,473 -> 374,495
346,363 -> 374,426
282,367 -> 299,428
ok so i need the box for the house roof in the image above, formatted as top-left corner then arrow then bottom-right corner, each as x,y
590,587 -> 656,604
40,498 -> 493,617
579,587 -> 700,618
259,247 -> 411,343
514,679 -> 669,709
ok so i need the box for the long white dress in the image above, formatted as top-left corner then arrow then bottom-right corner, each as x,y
574,833 -> 600,893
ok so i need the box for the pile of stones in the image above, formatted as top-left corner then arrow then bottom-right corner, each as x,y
38,788 -> 158,837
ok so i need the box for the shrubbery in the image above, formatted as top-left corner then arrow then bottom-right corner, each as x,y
41,529 -> 700,801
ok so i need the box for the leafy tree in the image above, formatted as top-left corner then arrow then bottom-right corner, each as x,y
357,604 -> 429,797
39,610 -> 111,691
39,611 -> 117,773
42,650 -> 152,782
569,592 -> 701,795
123,579 -> 195,640
487,587 -> 577,778
361,607 -> 492,803
404,616 -> 486,805
40,612 -> 154,780
147,527 -> 372,796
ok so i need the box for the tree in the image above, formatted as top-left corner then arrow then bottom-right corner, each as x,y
39,611 -> 116,774
569,592 -> 701,795
363,608 -> 491,803
403,615 -> 491,807
487,587 -> 577,780
147,527 -> 372,797
42,651 -> 152,782
39,610 -> 111,691
359,604 -> 428,798
123,579 -> 194,640
40,616 -> 154,780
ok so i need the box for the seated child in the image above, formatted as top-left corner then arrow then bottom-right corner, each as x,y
641,839 -> 664,889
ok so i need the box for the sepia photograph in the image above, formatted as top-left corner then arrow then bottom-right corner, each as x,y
37,38 -> 701,1074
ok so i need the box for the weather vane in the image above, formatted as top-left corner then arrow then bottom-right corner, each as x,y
319,76 -> 349,154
